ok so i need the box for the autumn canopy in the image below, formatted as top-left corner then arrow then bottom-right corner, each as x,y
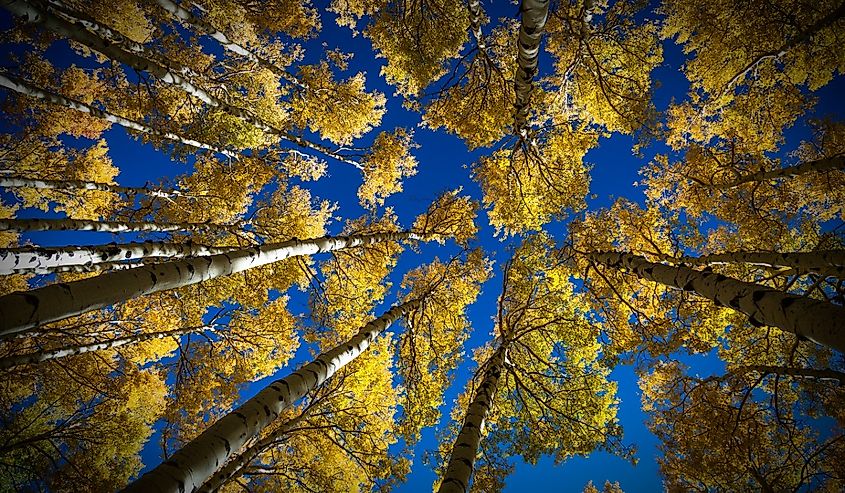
0,0 -> 843,491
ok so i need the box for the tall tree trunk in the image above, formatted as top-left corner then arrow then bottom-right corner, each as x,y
153,0 -> 305,90
3,0 -> 219,106
655,250 -> 845,278
0,71 -> 236,156
733,364 -> 845,385
707,155 -> 845,188
0,240 -> 236,275
5,259 -> 146,275
0,217 -> 236,234
513,0 -> 550,135
438,344 -> 506,493
122,299 -> 422,493
588,251 -> 845,353
0,176 -> 179,199
7,0 -> 362,169
0,231 -> 418,337
198,406 -> 311,492
467,0 -> 486,50
0,323 -> 219,369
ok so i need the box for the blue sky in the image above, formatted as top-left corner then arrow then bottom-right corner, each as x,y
3,1 -> 845,492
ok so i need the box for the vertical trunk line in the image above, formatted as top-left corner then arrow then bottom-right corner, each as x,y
438,344 -> 506,493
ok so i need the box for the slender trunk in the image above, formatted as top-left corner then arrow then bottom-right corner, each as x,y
734,365 -> 845,385
0,324 -> 220,369
588,251 -> 845,353
655,250 -> 845,279
0,240 -> 236,275
4,0 -> 219,106
708,155 -> 845,188
467,0 -> 486,50
0,217 -> 236,234
153,0 -> 305,90
0,176 -> 179,199
0,231 -> 418,337
438,345 -> 506,493
5,259 -> 146,275
9,0 -> 361,169
0,71 -> 236,156
514,0 -> 550,134
122,299 -> 422,493
198,407 -> 311,492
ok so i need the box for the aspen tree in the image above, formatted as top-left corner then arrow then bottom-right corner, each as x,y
435,235 -> 625,491
124,300 -> 421,492
0,217 -> 238,234
587,251 -> 845,352
513,0 -> 550,134
0,231 -> 418,336
0,71 -> 237,156
0,324 -> 221,369
0,241 -> 237,275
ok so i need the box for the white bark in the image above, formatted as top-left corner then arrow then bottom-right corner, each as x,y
6,259 -> 146,275
468,0 -> 486,50
122,299 -> 422,493
0,324 -> 220,369
0,240 -> 235,275
0,176 -> 179,199
153,0 -> 305,90
8,0 -> 362,169
0,231 -> 418,337
438,345 -> 505,493
657,250 -> 845,279
708,155 -> 845,188
734,364 -> 845,386
0,217 -> 235,234
589,251 -> 845,353
514,0 -> 550,133
197,409 -> 310,492
4,0 -> 219,106
0,71 -> 237,157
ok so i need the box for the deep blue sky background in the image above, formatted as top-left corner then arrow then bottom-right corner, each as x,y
3,1 -> 845,491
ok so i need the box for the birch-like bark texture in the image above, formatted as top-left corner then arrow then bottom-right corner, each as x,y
0,231 -> 418,337
0,241 -> 235,275
0,324 -> 220,369
10,0 -> 362,169
589,251 -> 845,353
0,71 -> 236,156
0,217 -> 235,234
5,259 -> 146,275
123,299 -> 422,493
438,345 -> 505,493
3,0 -> 219,106
467,0 -> 486,49
197,408 -> 310,492
0,176 -> 178,199
153,0 -> 305,90
656,250 -> 845,278
513,0 -> 550,134
708,155 -> 845,188
734,365 -> 845,385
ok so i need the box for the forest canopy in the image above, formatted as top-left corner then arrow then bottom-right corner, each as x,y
0,0 -> 843,492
